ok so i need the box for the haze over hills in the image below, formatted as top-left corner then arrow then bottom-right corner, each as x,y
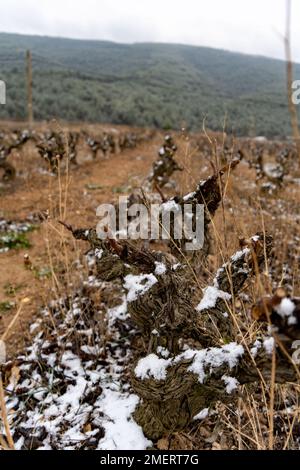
0,32 -> 299,136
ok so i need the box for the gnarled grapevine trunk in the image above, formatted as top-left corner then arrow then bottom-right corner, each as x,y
64,154 -> 299,441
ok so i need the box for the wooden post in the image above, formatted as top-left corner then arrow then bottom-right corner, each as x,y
26,50 -> 33,127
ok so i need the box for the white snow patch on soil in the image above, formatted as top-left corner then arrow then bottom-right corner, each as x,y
250,340 -> 262,357
263,337 -> 275,355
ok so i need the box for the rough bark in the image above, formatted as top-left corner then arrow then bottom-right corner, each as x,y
165,158 -> 240,259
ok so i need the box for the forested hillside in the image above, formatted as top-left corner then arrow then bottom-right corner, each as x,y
0,32 -> 299,136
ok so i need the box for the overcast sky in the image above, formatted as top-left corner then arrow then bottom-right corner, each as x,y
1,0 -> 300,61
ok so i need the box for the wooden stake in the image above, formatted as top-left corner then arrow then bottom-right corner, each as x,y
26,50 -> 33,128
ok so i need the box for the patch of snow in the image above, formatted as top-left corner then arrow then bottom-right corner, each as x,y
15,436 -> 25,450
29,321 -> 41,334
154,261 -> 166,275
84,275 -> 103,287
160,200 -> 180,212
274,298 -> 296,318
193,408 -> 209,420
250,340 -> 262,357
96,390 -> 151,450
156,346 -> 170,358
86,251 -> 96,267
135,354 -> 171,381
81,345 -> 101,356
264,163 -> 283,179
177,342 -> 244,383
107,296 -> 128,325
254,136 -> 267,142
183,191 -> 196,202
288,315 -> 297,325
95,248 -> 103,259
172,263 -> 181,271
263,337 -> 275,355
221,375 -> 239,393
124,273 -> 158,302
3,290 -> 150,450
231,247 -> 250,262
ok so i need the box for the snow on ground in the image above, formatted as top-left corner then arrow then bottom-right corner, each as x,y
0,219 -> 34,234
250,340 -> 262,357
1,283 -> 151,450
178,342 -> 244,384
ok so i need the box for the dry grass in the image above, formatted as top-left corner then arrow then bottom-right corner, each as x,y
169,130 -> 300,450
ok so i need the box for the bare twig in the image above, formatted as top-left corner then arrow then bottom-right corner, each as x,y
0,375 -> 15,450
